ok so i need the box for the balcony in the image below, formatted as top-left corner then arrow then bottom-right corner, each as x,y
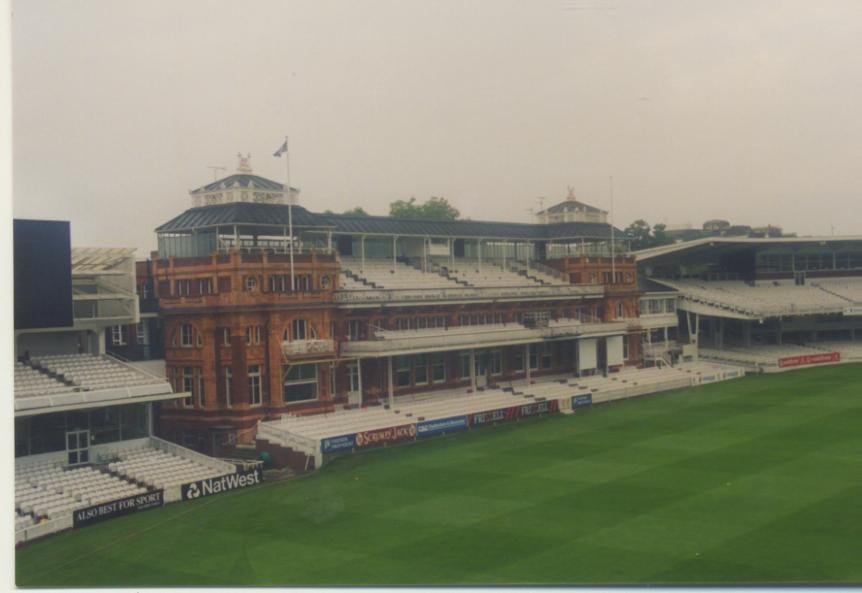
334,283 -> 603,306
340,319 -> 628,358
281,339 -> 336,359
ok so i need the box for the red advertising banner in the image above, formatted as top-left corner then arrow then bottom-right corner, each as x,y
354,423 -> 417,448
778,352 -> 840,368
468,405 -> 520,427
468,400 -> 559,427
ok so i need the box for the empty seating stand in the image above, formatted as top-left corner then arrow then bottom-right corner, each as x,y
15,461 -> 146,525
340,258 -> 461,290
107,447 -> 233,491
29,353 -> 165,392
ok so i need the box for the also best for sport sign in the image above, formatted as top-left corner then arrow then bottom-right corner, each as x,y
181,467 -> 263,501
73,490 -> 164,528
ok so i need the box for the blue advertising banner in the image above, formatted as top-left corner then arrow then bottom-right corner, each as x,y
321,433 -> 356,454
571,393 -> 593,407
416,415 -> 468,438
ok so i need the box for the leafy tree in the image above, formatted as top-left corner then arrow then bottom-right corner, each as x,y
624,219 -> 652,250
343,207 -> 369,216
389,196 -> 460,220
624,219 -> 674,250
652,223 -> 670,246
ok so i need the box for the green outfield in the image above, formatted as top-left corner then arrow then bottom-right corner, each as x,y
16,364 -> 862,586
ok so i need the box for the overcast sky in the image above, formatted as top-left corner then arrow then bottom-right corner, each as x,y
11,0 -> 862,254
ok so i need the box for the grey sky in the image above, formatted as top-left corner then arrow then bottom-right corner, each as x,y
12,0 -> 862,255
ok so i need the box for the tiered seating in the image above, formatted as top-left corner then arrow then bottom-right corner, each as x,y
806,340 -> 862,361
440,260 -> 544,288
699,344 -> 832,366
338,271 -> 373,291
108,447 -> 231,490
510,263 -> 571,286
31,354 -> 164,391
15,462 -> 144,521
811,278 -> 862,303
660,280 -> 850,317
14,362 -> 74,397
340,258 -> 460,290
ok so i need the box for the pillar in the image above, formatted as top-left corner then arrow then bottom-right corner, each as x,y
469,349 -> 476,392
387,356 -> 394,407
360,235 -> 366,273
524,344 -> 532,384
356,359 -> 363,405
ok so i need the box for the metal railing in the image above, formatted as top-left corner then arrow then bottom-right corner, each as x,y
333,283 -> 602,304
342,318 -> 628,355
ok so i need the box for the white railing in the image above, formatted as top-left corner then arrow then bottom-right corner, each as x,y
257,421 -> 322,467
334,283 -> 602,304
342,319 -> 628,355
281,339 -> 336,357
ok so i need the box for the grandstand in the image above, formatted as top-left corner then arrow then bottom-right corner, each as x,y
635,236 -> 862,372
13,220 -> 251,544
654,278 -> 852,318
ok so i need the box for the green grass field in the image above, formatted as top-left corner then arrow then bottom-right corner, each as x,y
16,364 -> 862,586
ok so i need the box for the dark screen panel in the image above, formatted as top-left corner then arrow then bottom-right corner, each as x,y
14,219 -> 74,330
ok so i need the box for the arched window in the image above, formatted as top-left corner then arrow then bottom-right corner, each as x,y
292,319 -> 307,341
180,323 -> 194,347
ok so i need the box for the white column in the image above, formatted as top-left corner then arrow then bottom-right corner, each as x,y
356,359 -> 363,406
423,237 -> 428,272
477,239 -> 482,270
524,344 -> 532,383
360,235 -> 366,273
387,356 -> 394,407
327,231 -> 332,254
392,236 -> 397,271
469,349 -> 477,392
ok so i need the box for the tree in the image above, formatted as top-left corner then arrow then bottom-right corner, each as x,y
389,196 -> 460,220
651,223 -> 671,246
342,207 -> 369,216
624,219 -> 674,250
624,219 -> 652,250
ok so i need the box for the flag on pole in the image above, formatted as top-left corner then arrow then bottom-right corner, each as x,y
273,139 -> 288,158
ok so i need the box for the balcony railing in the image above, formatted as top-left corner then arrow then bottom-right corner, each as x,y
334,283 -> 603,305
340,319 -> 628,356
281,339 -> 336,358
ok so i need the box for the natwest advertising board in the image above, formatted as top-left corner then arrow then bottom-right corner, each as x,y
778,352 -> 840,368
354,423 -> 417,449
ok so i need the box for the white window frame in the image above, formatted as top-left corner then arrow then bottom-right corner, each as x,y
248,365 -> 262,406
111,325 -> 127,346
224,367 -> 233,408
136,322 -> 148,346
180,324 -> 193,348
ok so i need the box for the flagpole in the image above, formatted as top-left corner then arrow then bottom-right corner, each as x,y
285,135 -> 295,292
609,175 -> 616,284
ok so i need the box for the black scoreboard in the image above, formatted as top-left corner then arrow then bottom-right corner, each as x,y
14,219 -> 74,330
